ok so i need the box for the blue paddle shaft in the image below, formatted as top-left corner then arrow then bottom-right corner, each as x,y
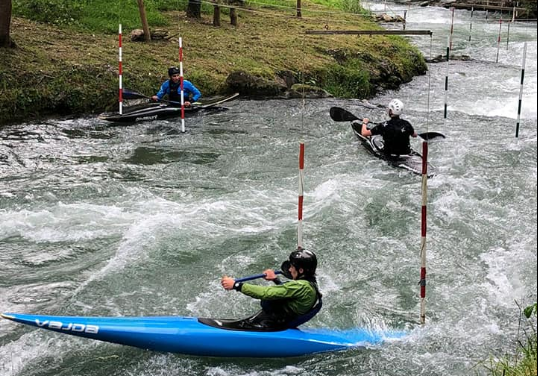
236,271 -> 282,282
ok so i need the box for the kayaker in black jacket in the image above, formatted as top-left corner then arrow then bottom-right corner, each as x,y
221,249 -> 322,331
359,99 -> 417,157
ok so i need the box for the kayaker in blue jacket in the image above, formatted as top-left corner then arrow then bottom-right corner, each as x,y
151,67 -> 202,107
221,248 -> 322,331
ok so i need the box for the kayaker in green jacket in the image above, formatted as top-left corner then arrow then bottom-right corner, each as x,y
221,249 -> 322,330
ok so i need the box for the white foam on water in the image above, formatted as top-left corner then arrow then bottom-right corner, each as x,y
0,202 -> 135,243
480,246 -> 537,309
0,330 -> 74,376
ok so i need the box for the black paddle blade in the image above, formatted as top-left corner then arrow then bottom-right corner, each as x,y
329,107 -> 361,122
418,132 -> 446,141
123,89 -> 149,100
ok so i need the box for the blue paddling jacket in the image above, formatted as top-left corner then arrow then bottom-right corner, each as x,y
155,79 -> 201,103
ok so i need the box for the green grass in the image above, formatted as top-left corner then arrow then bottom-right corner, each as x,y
13,0 -> 169,32
482,303 -> 538,376
12,0 -> 369,33
2,0 -> 426,125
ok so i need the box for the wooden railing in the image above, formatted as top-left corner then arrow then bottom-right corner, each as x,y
447,0 -> 532,12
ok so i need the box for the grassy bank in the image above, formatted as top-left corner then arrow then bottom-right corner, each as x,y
0,1 -> 427,125
483,303 -> 537,376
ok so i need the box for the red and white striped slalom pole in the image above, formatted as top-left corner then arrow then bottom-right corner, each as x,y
297,142 -> 305,250
496,18 -> 503,63
118,24 -> 123,115
179,37 -> 186,133
420,141 -> 429,325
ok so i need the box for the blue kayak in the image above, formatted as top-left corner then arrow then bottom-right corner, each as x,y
1,313 -> 405,358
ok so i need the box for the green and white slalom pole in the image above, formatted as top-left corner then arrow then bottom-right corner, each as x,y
444,36 -> 450,119
516,42 -> 527,138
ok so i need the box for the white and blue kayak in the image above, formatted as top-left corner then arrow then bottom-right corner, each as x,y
1,313 -> 405,358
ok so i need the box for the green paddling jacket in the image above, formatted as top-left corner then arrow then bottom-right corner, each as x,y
240,279 -> 318,316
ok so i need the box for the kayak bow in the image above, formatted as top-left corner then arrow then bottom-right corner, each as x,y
1,313 -> 405,358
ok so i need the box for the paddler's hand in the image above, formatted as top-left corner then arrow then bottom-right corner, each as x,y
151,95 -> 159,102
263,269 -> 278,281
221,276 -> 236,291
361,118 -> 372,137
184,101 -> 192,107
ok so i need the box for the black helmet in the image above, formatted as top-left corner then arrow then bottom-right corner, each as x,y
168,67 -> 180,77
281,248 -> 317,278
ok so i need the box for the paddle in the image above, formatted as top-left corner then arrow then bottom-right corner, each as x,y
329,107 -> 446,141
236,271 -> 283,283
123,89 -> 182,106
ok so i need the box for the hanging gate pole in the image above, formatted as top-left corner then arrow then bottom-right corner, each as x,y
297,142 -> 305,249
118,24 -> 123,115
179,37 -> 186,133
515,42 -> 527,138
420,141 -> 429,325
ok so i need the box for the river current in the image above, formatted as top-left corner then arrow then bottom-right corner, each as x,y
0,3 -> 537,376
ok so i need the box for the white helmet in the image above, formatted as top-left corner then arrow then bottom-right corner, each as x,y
388,99 -> 404,116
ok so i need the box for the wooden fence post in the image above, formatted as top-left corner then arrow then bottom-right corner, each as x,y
213,3 -> 221,27
230,7 -> 238,26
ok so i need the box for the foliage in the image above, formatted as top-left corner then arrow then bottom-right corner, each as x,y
482,303 -> 538,376
13,0 -> 84,27
314,59 -> 372,98
340,0 -> 368,15
524,303 -> 537,319
13,0 -> 168,32
520,0 -> 537,16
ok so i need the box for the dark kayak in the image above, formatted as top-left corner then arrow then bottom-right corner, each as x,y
1,313 -> 406,358
99,93 -> 239,123
351,122 -> 436,177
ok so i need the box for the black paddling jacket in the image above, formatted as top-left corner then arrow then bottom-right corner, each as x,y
370,117 -> 415,155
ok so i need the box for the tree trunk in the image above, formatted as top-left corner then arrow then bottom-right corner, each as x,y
230,7 -> 238,26
296,0 -> 302,17
187,0 -> 201,18
213,5 -> 221,27
0,0 -> 15,48
137,0 -> 151,42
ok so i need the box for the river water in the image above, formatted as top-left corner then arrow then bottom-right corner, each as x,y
0,3 -> 536,376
